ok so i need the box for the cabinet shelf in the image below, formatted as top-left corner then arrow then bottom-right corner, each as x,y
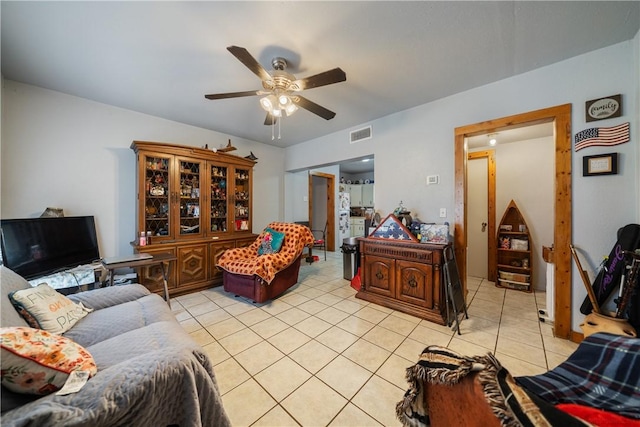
495,200 -> 532,293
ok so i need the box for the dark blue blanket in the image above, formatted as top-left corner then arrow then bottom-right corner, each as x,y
516,333 -> 640,419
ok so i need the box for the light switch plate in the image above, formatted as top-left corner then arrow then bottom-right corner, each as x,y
427,175 -> 439,185
439,208 -> 447,218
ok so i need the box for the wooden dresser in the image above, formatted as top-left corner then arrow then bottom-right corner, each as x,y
356,238 -> 449,325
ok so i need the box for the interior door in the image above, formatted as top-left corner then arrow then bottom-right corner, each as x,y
467,155 -> 489,279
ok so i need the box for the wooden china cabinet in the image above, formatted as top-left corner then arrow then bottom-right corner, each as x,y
130,141 -> 256,297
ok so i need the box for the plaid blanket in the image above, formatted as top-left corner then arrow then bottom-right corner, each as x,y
517,333 -> 640,419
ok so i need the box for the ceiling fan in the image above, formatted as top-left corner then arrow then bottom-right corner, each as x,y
205,46 -> 346,125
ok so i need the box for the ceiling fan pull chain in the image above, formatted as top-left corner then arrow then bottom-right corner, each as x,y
278,118 -> 281,140
271,120 -> 275,141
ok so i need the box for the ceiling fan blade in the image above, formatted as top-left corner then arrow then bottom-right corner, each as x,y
264,113 -> 277,126
227,46 -> 272,82
292,95 -> 336,120
204,90 -> 261,100
290,68 -> 346,91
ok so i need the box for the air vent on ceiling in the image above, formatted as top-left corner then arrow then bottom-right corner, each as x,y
350,126 -> 372,143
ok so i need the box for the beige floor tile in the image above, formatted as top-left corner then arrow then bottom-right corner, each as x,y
542,334 -> 579,356
189,328 -> 215,346
407,324 -> 453,347
545,350 -> 568,370
250,316 -> 290,339
317,355 -> 373,399
268,327 -> 312,354
393,338 -> 427,363
259,299 -> 293,316
293,316 -> 333,338
300,287 -> 328,300
362,325 -> 407,352
195,308 -> 232,327
495,352 -> 548,377
282,377 -> 348,426
333,299 -> 364,314
329,402 -> 383,427
376,353 -> 414,389
201,340 -> 231,366
179,317 -> 201,334
330,286 -> 358,299
343,339 -> 391,373
467,305 -> 503,322
378,315 -> 419,336
234,340 -> 285,375
253,405 -> 300,427
235,306 -> 272,326
499,324 -> 544,348
186,300 -> 219,317
447,336 -> 494,356
389,310 -> 423,324
336,315 -> 375,337
316,326 -> 360,353
290,340 -> 338,374
499,315 -> 541,334
218,327 -> 263,356
315,293 -> 345,307
175,293 -> 210,308
209,294 -> 242,308
254,357 -> 312,401
459,316 -> 500,335
277,307 -> 312,325
455,328 -> 498,352
205,317 -> 246,340
353,306 -> 390,324
279,292 -> 311,306
496,335 -> 546,368
417,319 -> 457,335
352,375 -> 404,427
221,379 -> 277,427
502,305 -> 540,322
315,306 -> 351,325
174,309 -> 192,322
214,357 -> 251,395
297,299 -> 329,314
223,301 -> 256,316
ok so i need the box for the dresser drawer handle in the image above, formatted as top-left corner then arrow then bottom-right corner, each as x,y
408,277 -> 418,287
375,271 -> 384,280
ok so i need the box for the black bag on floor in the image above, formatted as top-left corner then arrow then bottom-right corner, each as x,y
579,224 -> 640,315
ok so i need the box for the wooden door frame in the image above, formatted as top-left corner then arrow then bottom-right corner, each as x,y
308,172 -> 336,252
467,150 -> 497,282
455,104 -> 573,340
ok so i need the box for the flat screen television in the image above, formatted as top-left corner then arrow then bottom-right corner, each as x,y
0,216 -> 100,280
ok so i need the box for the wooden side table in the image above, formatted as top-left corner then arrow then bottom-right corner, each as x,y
102,253 -> 176,307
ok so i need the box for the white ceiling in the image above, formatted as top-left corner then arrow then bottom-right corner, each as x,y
2,2 -> 638,148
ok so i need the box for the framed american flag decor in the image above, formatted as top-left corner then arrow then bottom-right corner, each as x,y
369,214 -> 419,242
583,152 -> 618,176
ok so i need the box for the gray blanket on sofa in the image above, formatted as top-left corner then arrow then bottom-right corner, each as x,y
1,268 -> 230,427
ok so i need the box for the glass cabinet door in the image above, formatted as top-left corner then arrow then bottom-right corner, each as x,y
143,154 -> 172,240
209,163 -> 229,233
234,168 -> 251,232
177,158 -> 203,237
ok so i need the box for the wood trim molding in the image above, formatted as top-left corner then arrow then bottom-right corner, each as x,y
455,104 -> 574,340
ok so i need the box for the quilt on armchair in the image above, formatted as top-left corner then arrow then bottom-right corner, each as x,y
217,222 -> 314,284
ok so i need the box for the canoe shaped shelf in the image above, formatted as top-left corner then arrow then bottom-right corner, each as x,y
496,200 -> 532,292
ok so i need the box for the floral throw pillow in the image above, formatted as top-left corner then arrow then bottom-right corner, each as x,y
9,283 -> 93,334
257,227 -> 286,255
1,327 -> 97,395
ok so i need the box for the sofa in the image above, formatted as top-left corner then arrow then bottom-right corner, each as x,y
217,222 -> 315,303
1,266 -> 230,427
396,333 -> 640,427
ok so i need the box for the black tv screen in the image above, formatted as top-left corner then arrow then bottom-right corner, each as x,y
1,216 -> 100,280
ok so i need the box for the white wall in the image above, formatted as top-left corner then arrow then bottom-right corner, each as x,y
285,39 -> 639,330
1,81 -> 285,257
495,137 -> 555,291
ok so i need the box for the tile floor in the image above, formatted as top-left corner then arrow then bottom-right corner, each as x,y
172,252 -> 579,427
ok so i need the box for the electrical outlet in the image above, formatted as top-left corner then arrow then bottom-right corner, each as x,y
303,196 -> 308,202
427,175 -> 439,185
439,208 -> 447,218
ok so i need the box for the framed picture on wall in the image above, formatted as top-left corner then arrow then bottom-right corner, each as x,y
582,152 -> 618,176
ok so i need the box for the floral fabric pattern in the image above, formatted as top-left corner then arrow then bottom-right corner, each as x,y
217,222 -> 314,284
1,327 -> 97,395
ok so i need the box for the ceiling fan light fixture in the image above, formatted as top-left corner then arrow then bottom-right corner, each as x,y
278,94 -> 290,106
284,103 -> 298,116
260,95 -> 277,112
272,108 -> 282,118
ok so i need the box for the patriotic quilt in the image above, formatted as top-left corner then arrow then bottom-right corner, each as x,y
516,332 -> 640,419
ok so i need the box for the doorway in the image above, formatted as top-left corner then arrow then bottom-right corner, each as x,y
467,150 -> 496,281
454,104 -> 573,340
308,172 -> 335,252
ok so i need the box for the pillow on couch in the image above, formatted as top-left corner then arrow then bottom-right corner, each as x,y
257,227 -> 286,255
1,326 -> 97,395
9,283 -> 92,334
